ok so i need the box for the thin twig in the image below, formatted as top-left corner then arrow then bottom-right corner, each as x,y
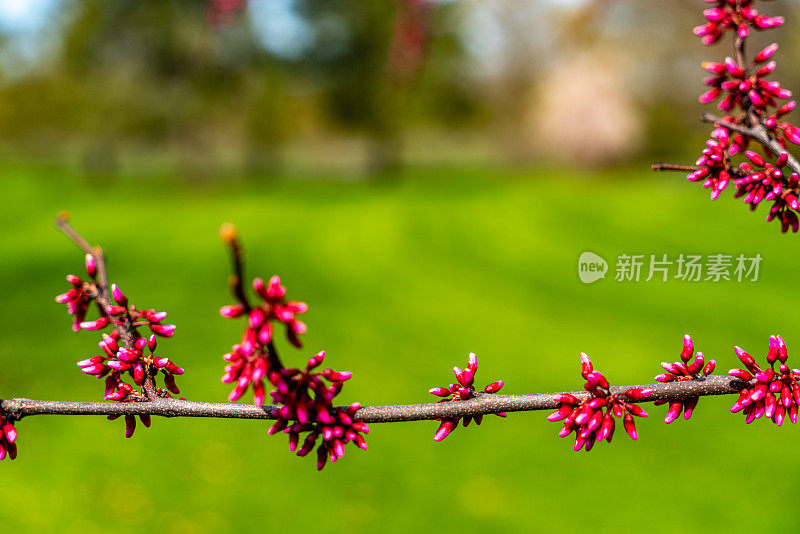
0,375 -> 747,423
220,223 -> 251,313
55,213 -> 95,255
651,163 -> 698,172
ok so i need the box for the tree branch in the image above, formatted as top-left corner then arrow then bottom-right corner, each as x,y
0,375 -> 747,423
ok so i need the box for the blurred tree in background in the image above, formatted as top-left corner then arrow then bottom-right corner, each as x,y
0,0 -> 799,176
0,0 -> 475,176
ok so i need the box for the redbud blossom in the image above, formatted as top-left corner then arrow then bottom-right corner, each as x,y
549,353 -> 651,451
58,257 -> 180,438
687,127 -> 734,200
266,351 -> 367,470
428,352 -> 505,442
694,1 -> 784,46
729,335 -> 800,426
653,334 -> 715,423
55,272 -> 101,332
220,275 -> 308,405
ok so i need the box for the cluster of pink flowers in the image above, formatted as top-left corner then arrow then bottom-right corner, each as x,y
688,128 -> 734,200
548,354 -> 651,452
736,152 -> 800,232
729,336 -> 800,425
427,353 -> 505,442
220,270 -> 365,469
0,411 -> 17,461
55,254 -> 101,331
266,351 -> 368,471
687,0 -> 800,232
694,0 -> 784,44
77,331 -> 183,400
220,275 -> 308,405
57,257 -> 179,437
654,335 -> 716,423
699,48 -> 791,115
56,257 -> 177,337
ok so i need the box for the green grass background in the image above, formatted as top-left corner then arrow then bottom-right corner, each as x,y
1,166 -> 798,533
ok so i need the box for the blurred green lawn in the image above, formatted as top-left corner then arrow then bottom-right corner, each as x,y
1,166 -> 799,533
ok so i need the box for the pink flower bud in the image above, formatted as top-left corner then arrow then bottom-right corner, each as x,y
745,151 -> 765,167
124,415 -> 136,438
547,405 -> 573,422
664,401 -> 682,424
77,355 -> 105,367
580,353 -> 593,379
777,335 -> 788,362
625,388 -> 653,401
724,57 -> 744,77
150,323 -> 176,337
734,346 -> 757,369
626,404 -> 648,418
754,43 -> 779,63
111,284 -> 127,306
683,397 -> 699,420
220,304 -> 245,318
687,353 -> 705,374
85,254 -> 97,278
699,88 -> 721,104
453,366 -> 465,386
729,370 -> 753,383
249,308 -> 265,329
484,381 -> 504,393
322,369 -> 352,382
253,381 -> 265,407
286,301 -> 308,314
552,393 -> 576,405
623,412 -> 638,441
467,352 -> 478,371
680,334 -> 694,362
433,419 -> 456,442
81,363 -> 106,375
702,8 -> 725,22
105,305 -> 126,315
784,125 -> 800,145
79,317 -> 109,331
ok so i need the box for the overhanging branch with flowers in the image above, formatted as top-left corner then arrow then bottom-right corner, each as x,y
654,0 -> 800,232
